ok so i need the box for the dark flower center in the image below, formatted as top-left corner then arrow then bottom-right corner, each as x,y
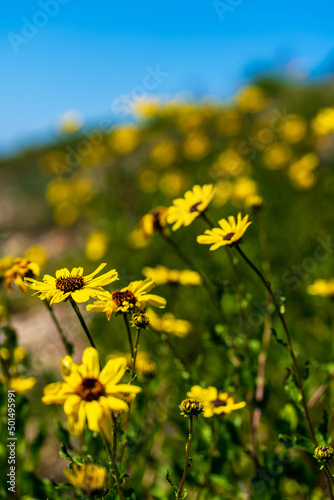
223,232 -> 235,241
76,378 -> 105,401
112,290 -> 136,308
56,275 -> 85,293
190,202 -> 201,213
211,398 -> 227,407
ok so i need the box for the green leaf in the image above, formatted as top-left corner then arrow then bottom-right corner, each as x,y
59,443 -> 72,461
166,470 -> 177,493
271,328 -> 288,350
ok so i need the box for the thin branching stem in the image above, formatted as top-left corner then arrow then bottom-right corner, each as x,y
69,297 -> 97,350
176,416 -> 193,499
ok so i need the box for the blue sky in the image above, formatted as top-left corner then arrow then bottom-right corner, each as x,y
1,0 -> 334,153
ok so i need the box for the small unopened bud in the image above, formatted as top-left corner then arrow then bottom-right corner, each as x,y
179,398 -> 204,418
131,311 -> 150,329
314,445 -> 334,463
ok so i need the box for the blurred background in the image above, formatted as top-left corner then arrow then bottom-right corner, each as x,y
1,2 -> 334,498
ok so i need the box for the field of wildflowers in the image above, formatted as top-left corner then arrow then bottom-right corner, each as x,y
1,77 -> 334,499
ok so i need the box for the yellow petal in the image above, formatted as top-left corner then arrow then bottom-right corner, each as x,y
64,394 -> 81,415
99,357 -> 126,386
81,348 -> 100,378
85,401 -> 104,431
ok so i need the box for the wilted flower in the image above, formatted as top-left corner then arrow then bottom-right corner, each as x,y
4,258 -> 40,293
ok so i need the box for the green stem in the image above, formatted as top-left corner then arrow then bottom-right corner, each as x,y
323,464 -> 334,498
69,298 -> 97,350
130,328 -> 141,383
176,416 -> 193,499
160,230 -> 227,325
235,245 -> 317,445
44,301 -> 73,355
103,420 -> 124,500
123,313 -> 134,359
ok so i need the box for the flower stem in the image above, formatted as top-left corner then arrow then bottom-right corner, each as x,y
160,230 -> 227,325
176,416 -> 193,499
130,328 -> 141,383
123,313 -> 134,359
235,245 -> 317,445
44,301 -> 73,355
104,419 -> 124,500
324,463 -> 334,489
69,298 -> 96,350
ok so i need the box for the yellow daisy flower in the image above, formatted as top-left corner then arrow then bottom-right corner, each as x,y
63,463 -> 106,491
140,207 -> 168,238
187,385 -> 246,418
42,348 -> 141,436
86,278 -> 166,320
25,263 -> 118,305
166,184 -> 216,231
307,279 -> 334,298
197,213 -> 251,250
4,257 -> 40,293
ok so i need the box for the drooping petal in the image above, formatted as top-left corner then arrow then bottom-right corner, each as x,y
85,401 -> 104,431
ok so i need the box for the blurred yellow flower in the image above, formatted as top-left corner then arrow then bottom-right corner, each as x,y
281,116 -> 307,143
213,149 -> 251,177
63,463 -> 106,492
150,140 -> 177,168
142,265 -> 201,286
166,184 -> 216,231
0,347 -> 10,360
42,348 -> 141,435
263,143 -> 292,170
312,108 -> 334,135
133,98 -> 160,119
53,202 -> 79,226
108,351 -> 157,378
236,86 -> 266,113
109,126 -> 139,154
216,110 -> 242,136
288,153 -> 318,190
159,171 -> 188,196
183,132 -> 210,161
25,246 -> 48,269
137,169 -> 159,193
307,279 -> 334,298
4,258 -> 40,293
231,177 -> 258,204
0,256 -> 15,278
246,193 -> 263,209
85,232 -> 109,261
0,376 -> 37,394
127,228 -> 150,249
87,278 -> 166,320
197,213 -> 251,250
140,207 -> 168,238
14,346 -> 28,364
26,263 -> 118,305
187,386 -> 246,418
147,309 -> 191,338
211,182 -> 232,208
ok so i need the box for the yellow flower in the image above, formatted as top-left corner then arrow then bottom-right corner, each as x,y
183,132 -> 210,161
307,279 -> 334,298
0,348 -> 10,360
187,386 -> 246,418
288,153 -> 318,190
140,207 -> 168,238
4,258 -> 40,293
0,256 -> 15,278
231,177 -> 258,204
0,376 -> 37,393
150,139 -> 177,168
197,213 -> 251,250
25,263 -> 118,305
85,232 -> 109,261
312,108 -> 334,135
263,143 -> 292,170
14,346 -> 28,364
42,348 -> 141,436
281,116 -> 307,143
109,126 -> 139,154
236,86 -> 266,113
246,194 -> 263,209
63,463 -> 106,491
166,184 -> 216,231
142,265 -> 201,286
86,278 -> 166,320
147,309 -> 191,338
